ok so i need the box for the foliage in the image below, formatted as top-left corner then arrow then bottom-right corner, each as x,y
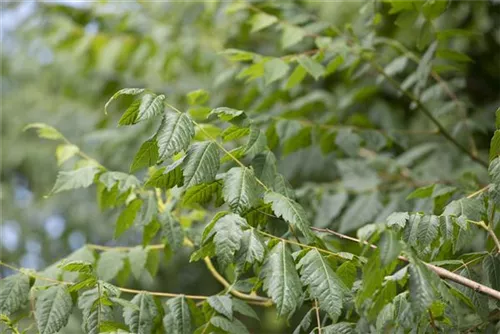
1,0 -> 500,333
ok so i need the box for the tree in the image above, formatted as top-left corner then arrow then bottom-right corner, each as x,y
1,1 -> 500,333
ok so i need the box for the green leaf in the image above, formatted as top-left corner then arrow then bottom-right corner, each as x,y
417,215 -> 439,247
210,316 -> 250,334
137,94 -> 166,122
406,184 -> 435,200
159,211 -> 184,252
261,241 -> 302,317
130,139 -> 159,172
24,123 -> 63,140
56,144 -> 79,166
408,258 -> 436,314
97,250 -> 126,281
245,127 -> 267,157
322,322 -> 355,334
281,24 -> 306,49
314,192 -> 348,228
232,298 -> 259,320
114,199 -> 143,239
378,230 -> 402,267
123,293 -> 158,334
251,151 -> 277,188
209,107 -> 245,122
264,58 -> 289,85
264,191 -> 313,241
213,214 -> 245,269
297,55 -> 325,80
223,167 -> 261,214
222,126 -> 250,142
104,88 -> 145,114
251,12 -> 278,33
78,287 -> 115,334
490,130 -> 500,161
0,273 -> 31,316
236,229 -> 265,266
325,55 -> 344,75
182,181 -> 221,206
50,167 -> 100,195
145,158 -> 184,189
386,212 -> 409,228
297,249 -> 345,320
157,113 -> 195,160
293,309 -> 313,334
128,247 -> 148,280
35,285 -> 73,334
436,49 -> 473,63
164,296 -> 191,334
183,141 -> 220,189
207,296 -> 233,319
285,65 -> 307,90
59,260 -> 93,274
187,89 -> 209,105
483,254 -> 500,290
336,262 -> 357,289
339,192 -> 382,233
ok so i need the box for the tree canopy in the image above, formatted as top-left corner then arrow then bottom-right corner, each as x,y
1,1 -> 500,333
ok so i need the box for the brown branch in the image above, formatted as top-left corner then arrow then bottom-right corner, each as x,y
311,227 -> 500,301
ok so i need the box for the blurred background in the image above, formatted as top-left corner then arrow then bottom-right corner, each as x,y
1,1 -> 499,332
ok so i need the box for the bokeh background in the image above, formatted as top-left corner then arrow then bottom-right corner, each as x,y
1,1 -> 499,332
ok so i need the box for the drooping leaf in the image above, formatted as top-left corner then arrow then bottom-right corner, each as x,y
56,144 -> 79,166
261,241 -> 302,317
130,139 -> 159,172
281,24 -> 306,49
123,293 -> 158,334
322,322 -> 356,334
251,12 -> 278,33
182,181 -> 221,206
24,123 -> 63,140
104,88 -> 145,114
223,167 -> 261,214
128,247 -> 148,280
0,273 -> 31,316
50,167 -> 100,195
164,296 -> 191,334
213,214 -> 245,269
183,141 -> 220,189
408,258 -> 436,314
264,58 -> 289,85
156,113 -> 194,161
386,212 -> 409,229
236,229 -> 266,266
159,211 -> 184,252
378,230 -> 402,267
251,151 -> 278,188
207,295 -> 233,320
314,192 -> 348,228
187,89 -> 209,105
35,285 -> 73,334
339,192 -> 382,233
232,298 -> 259,320
97,250 -> 126,281
483,254 -> 500,290
245,127 -> 267,157
264,191 -> 314,241
298,249 -> 346,320
145,158 -> 184,189
210,316 -> 250,334
114,199 -> 143,239
297,55 -> 325,80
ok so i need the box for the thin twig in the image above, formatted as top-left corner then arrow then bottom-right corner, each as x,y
315,300 -> 322,334
467,185 -> 490,199
428,309 -> 438,333
311,227 -> 500,301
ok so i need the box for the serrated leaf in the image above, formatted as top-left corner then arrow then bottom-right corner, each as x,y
232,298 -> 259,320
130,139 -> 159,172
251,151 -> 277,188
56,144 -> 79,166
145,158 -> 184,190
236,229 -> 265,266
251,12 -> 278,33
137,94 -> 166,122
59,260 -> 93,274
115,199 -> 143,239
339,192 -> 382,233
408,259 -> 436,314
104,88 -> 145,114
213,214 -> 245,269
157,113 -> 195,160
35,285 -> 73,334
50,167 -> 100,195
182,181 -> 221,206
78,287 -> 114,334
210,315 -> 250,334
323,322 -> 355,334
261,241 -> 302,317
386,212 -> 409,228
293,309 -> 313,334
379,230 -> 402,267
483,254 -> 500,290
164,296 -> 191,334
273,174 -> 295,199
406,184 -> 435,200
245,127 -> 267,157
123,293 -> 158,334
97,250 -> 126,281
314,192 -> 348,228
264,58 -> 289,85
183,142 -> 220,189
24,123 -> 63,140
264,191 -> 314,241
159,211 -> 184,252
297,55 -> 324,80
222,126 -> 250,142
0,273 -> 31,316
128,247 -> 148,280
281,24 -> 306,49
207,296 -> 233,319
417,215 -> 439,247
298,249 -> 345,320
223,167 -> 261,214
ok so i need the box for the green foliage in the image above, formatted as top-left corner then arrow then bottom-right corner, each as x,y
2,1 -> 500,333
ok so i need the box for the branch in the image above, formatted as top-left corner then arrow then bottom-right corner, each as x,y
311,227 -> 500,301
